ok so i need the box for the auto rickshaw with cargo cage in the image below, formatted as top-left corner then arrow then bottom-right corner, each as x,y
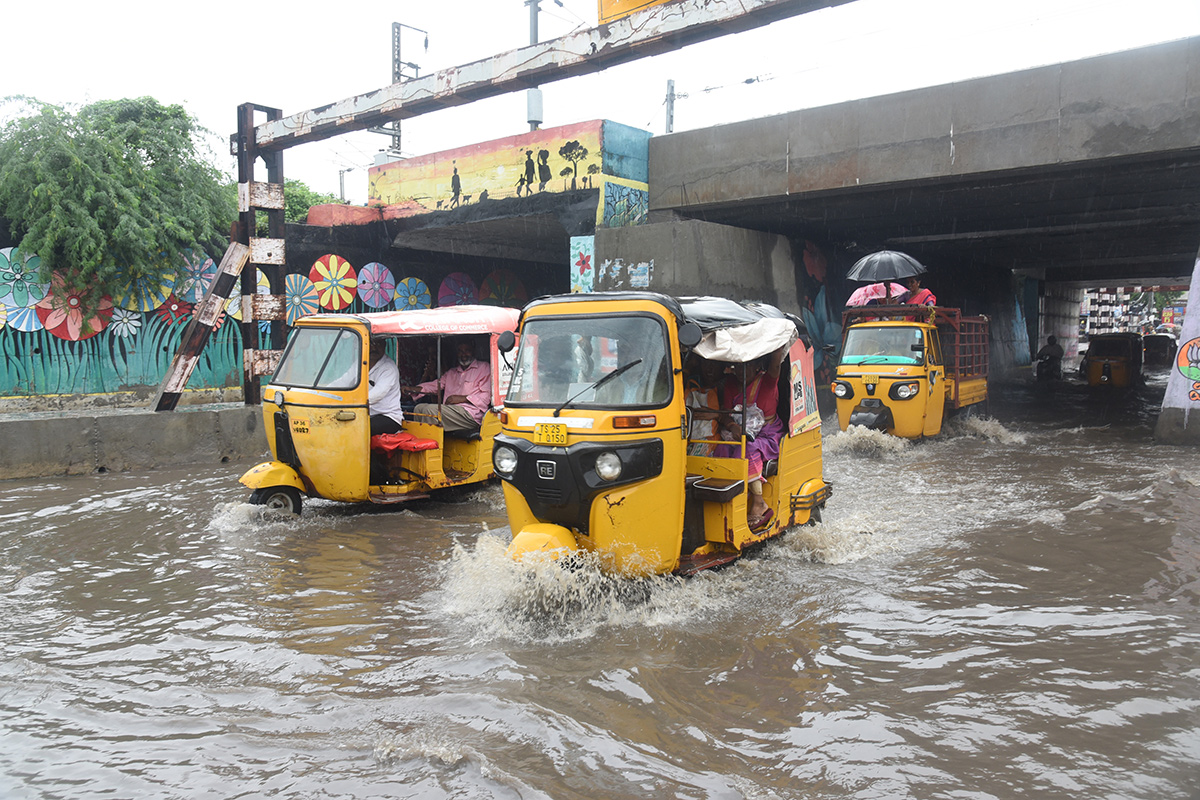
239,305 -> 519,514
491,292 -> 830,577
833,305 -> 989,439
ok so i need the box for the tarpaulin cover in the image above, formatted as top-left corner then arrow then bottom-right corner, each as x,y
678,296 -> 802,363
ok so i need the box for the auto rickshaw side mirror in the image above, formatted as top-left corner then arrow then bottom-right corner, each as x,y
678,322 -> 702,349
497,330 -> 516,353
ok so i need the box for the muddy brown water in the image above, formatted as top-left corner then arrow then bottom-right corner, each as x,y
2,375 -> 1199,799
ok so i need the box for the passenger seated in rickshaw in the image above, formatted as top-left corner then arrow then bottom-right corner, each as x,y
367,338 -> 406,436
684,356 -> 726,456
717,347 -> 787,530
402,337 -> 490,436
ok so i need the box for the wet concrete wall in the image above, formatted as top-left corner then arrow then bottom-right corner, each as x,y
0,405 -> 268,480
596,219 -> 800,312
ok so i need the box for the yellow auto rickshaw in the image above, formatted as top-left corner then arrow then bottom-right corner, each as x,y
491,292 -> 830,577
1080,332 -> 1143,388
833,306 -> 989,439
239,305 -> 519,514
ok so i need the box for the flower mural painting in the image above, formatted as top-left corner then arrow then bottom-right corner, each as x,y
35,275 -> 113,340
109,307 -> 142,338
112,262 -> 176,312
438,272 -> 478,306
175,248 -> 218,303
155,294 -> 193,325
310,254 -> 357,311
285,274 -> 321,325
395,277 -> 432,310
0,247 -> 49,312
357,262 -> 396,309
479,269 -> 528,307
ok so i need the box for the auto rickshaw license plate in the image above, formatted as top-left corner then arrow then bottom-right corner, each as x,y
533,422 -> 568,445
863,374 -> 878,386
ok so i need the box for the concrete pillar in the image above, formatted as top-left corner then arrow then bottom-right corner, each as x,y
1154,249 -> 1200,444
595,219 -> 800,314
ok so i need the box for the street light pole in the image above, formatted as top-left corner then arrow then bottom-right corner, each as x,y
391,22 -> 429,155
526,0 -> 542,131
339,167 -> 354,202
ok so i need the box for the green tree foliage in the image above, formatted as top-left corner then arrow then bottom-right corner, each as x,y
0,96 -> 235,310
223,178 -> 343,236
283,179 -> 342,224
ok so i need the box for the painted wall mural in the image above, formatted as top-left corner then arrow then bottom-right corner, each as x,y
0,246 -> 241,398
369,121 -> 607,212
367,119 -> 651,223
0,244 -> 529,399
570,237 -> 595,293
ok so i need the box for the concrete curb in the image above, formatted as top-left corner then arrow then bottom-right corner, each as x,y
0,404 -> 269,480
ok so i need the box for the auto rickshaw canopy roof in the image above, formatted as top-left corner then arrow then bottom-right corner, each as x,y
297,305 -> 520,336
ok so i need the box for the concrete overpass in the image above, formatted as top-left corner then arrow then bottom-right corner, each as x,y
633,35 -> 1199,289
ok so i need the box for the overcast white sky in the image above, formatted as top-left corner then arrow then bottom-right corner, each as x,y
5,0 -> 1200,206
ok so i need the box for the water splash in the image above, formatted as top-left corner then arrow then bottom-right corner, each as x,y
941,414 -> 1028,444
824,424 -> 912,456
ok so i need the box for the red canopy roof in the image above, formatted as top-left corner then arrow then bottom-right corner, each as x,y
305,305 -> 519,336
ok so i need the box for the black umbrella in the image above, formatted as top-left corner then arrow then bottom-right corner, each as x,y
846,250 -> 926,283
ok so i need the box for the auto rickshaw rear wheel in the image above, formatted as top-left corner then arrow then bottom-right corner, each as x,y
249,486 -> 303,515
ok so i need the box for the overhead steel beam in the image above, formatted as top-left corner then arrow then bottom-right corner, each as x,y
253,0 -> 853,151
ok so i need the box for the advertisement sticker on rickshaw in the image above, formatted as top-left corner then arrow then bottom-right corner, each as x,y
788,340 -> 821,436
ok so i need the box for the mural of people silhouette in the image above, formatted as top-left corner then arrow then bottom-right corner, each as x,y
559,140 -> 589,191
450,164 -> 461,208
537,150 -> 551,191
524,150 -> 536,190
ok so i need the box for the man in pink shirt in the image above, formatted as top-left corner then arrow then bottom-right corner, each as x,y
403,339 -> 491,435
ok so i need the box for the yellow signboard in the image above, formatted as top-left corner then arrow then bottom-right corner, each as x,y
599,0 -> 674,24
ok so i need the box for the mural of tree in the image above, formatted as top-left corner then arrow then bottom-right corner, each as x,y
558,140 -> 590,190
586,163 -> 601,189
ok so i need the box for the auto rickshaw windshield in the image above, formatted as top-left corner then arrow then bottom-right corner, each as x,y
506,315 -> 671,407
272,327 -> 362,389
841,326 -> 924,365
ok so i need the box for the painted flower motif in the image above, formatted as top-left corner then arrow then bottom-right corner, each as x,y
34,275 -> 113,341
155,294 -> 193,325
357,262 -> 396,309
0,247 -> 49,310
0,303 -> 6,329
109,307 -> 142,338
395,277 -> 432,310
575,252 -> 591,276
437,272 -> 478,307
309,254 -> 357,310
285,273 -> 320,325
479,269 -> 528,308
112,260 -> 177,312
175,248 -> 218,303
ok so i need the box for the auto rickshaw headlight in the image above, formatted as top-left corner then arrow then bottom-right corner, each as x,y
891,381 -> 920,400
494,445 -> 518,476
832,380 -> 853,399
595,451 -> 623,481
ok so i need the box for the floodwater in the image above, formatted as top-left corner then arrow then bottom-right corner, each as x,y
2,375 -> 1199,799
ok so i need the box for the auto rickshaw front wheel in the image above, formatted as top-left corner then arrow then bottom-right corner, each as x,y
248,486 -> 303,515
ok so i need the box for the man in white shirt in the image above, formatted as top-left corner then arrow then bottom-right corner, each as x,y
403,338 -> 491,435
367,338 -> 405,436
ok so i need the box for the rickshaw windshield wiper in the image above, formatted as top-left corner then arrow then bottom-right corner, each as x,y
553,358 -> 642,417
